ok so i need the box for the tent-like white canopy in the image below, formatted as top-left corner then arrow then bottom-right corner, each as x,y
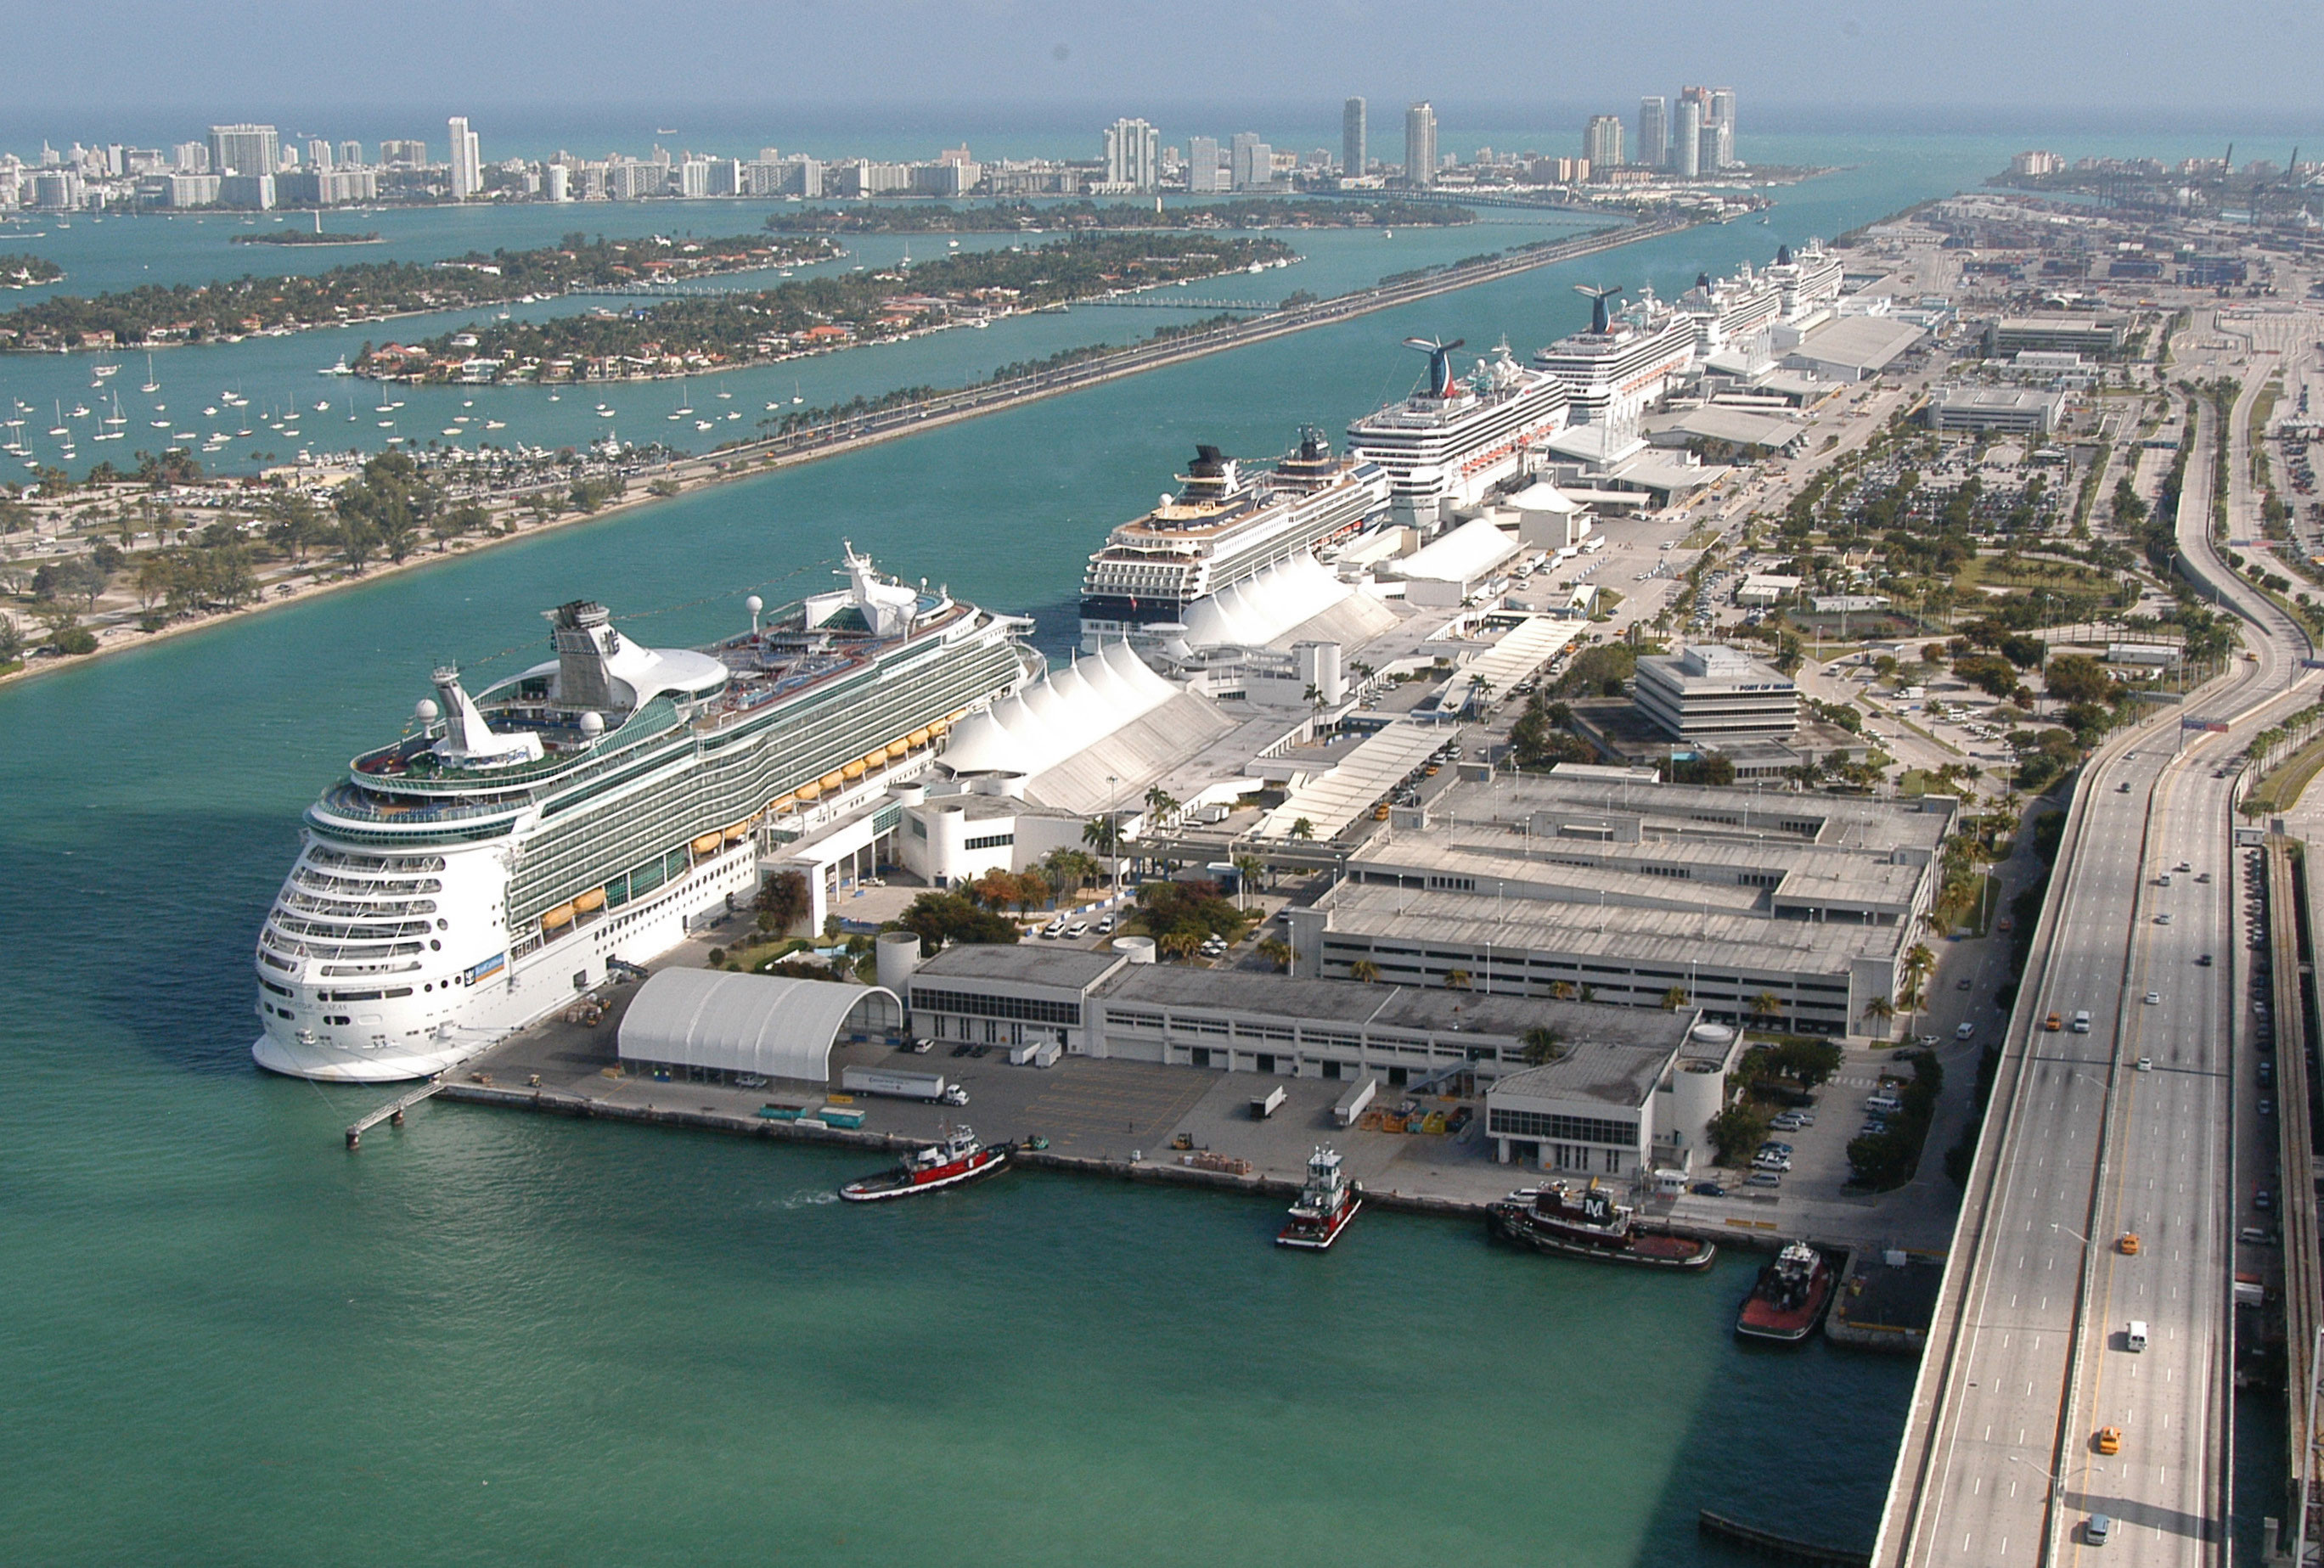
616,968 -> 902,1084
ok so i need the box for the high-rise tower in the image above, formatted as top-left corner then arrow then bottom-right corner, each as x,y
1404,102 -> 1437,188
1637,96 -> 1668,168
1342,97 -> 1367,177
447,115 -> 481,200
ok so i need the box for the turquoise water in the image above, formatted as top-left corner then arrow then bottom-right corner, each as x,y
0,131 -> 2159,1561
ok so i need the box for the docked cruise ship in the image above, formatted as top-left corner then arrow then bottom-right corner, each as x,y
1078,429 -> 1388,649
252,548 -> 1030,1082
1531,285 -> 1698,427
1344,337 -> 1570,528
1766,240 -> 1845,327
1675,261 -> 1783,353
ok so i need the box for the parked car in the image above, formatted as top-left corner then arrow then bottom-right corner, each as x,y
1691,1182 -> 1727,1198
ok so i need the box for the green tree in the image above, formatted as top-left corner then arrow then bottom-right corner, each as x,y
1519,1026 -> 1567,1065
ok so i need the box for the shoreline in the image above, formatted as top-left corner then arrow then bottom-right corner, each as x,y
1,215 -> 1691,691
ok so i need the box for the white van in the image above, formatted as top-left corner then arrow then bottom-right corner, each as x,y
2125,1319 -> 2148,1352
2072,1010 -> 2093,1033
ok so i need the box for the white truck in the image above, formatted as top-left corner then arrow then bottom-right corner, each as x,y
841,1066 -> 969,1106
1333,1076 -> 1379,1127
1250,1085 -> 1288,1120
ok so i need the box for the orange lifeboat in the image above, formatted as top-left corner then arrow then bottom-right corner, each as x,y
690,833 -> 723,857
722,821 -> 751,843
573,888 -> 607,914
765,791 -> 796,813
795,782 -> 823,802
907,727 -> 931,748
541,902 -> 576,930
818,770 -> 846,792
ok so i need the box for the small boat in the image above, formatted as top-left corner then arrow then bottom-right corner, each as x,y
1276,1145 -> 1361,1250
1736,1240 -> 1835,1343
839,1126 -> 1012,1202
1487,1180 -> 1716,1271
92,362 -> 119,378
140,355 -> 160,394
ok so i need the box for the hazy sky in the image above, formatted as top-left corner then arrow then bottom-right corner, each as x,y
3,0 -> 2318,124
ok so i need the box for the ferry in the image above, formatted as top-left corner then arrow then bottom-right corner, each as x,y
1343,337 -> 1569,528
1487,1181 -> 1716,1271
1078,428 -> 1387,651
1736,1240 -> 1835,1342
1275,1144 -> 1361,1250
251,548 -> 1032,1082
839,1127 -> 1013,1201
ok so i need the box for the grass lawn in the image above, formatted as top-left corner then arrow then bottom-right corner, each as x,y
2245,733 -> 2324,816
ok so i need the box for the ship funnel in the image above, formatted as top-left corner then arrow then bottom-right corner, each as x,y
547,600 -> 619,711
1402,335 -> 1466,398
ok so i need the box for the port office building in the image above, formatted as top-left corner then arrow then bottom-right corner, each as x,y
892,941 -> 1703,1176
1280,772 -> 1956,1041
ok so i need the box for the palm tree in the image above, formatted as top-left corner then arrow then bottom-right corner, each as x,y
1749,992 -> 1786,1028
1232,852 -> 1266,909
1547,979 -> 1577,1001
1444,969 -> 1471,991
1519,1026 -> 1566,1065
1662,985 -> 1691,1011
1157,929 -> 1203,962
1256,937 -> 1291,973
1861,995 -> 1896,1038
1288,818 -> 1315,840
1144,785 -> 1179,825
1348,958 -> 1381,983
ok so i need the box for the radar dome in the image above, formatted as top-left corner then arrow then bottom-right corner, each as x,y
414,698 -> 440,722
578,711 -> 605,737
745,594 -> 763,615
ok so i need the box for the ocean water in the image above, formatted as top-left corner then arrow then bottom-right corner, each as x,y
0,129 -> 2157,1562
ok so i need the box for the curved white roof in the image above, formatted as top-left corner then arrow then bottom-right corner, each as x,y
942,642 -> 1180,778
1181,553 -> 1353,649
1396,518 -> 1522,584
616,968 -> 902,1083
1507,480 -> 1578,514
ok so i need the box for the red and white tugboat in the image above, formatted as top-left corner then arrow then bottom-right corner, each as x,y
838,1127 -> 1012,1202
1735,1239 -> 1834,1342
1276,1144 -> 1361,1250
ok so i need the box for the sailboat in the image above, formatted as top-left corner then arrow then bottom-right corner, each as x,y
140,354 -> 160,395
791,380 -> 804,405
48,401 -> 66,436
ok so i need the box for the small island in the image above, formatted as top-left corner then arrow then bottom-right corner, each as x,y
0,231 -> 840,352
357,231 -> 1295,385
229,230 -> 384,246
762,197 -> 1473,233
1,253 -> 63,289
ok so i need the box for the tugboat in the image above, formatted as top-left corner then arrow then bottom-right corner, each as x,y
1486,1179 -> 1717,1271
1736,1240 -> 1835,1342
1276,1145 -> 1362,1250
837,1127 -> 1012,1202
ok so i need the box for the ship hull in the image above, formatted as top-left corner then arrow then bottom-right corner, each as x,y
1276,1195 -> 1361,1250
839,1144 -> 1012,1201
1736,1259 -> 1836,1342
1487,1205 -> 1717,1271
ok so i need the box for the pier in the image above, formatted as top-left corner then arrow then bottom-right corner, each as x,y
344,1078 -> 447,1149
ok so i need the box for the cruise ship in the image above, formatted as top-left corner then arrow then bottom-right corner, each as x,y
251,548 -> 1030,1082
1344,337 -> 1571,528
1675,261 -> 1783,353
1766,240 -> 1844,326
1078,429 -> 1388,649
1531,285 -> 1698,427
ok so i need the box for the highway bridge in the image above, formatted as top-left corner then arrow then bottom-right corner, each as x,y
1877,363 -> 2317,1565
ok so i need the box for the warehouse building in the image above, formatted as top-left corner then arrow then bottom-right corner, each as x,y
1927,386 -> 2068,437
1984,315 -> 2125,357
616,968 -> 903,1086
1280,772 -> 1956,1040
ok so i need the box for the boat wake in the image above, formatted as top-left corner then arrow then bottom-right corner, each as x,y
778,1189 -> 842,1210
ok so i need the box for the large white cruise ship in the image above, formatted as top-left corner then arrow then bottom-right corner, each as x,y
1344,337 -> 1571,527
1766,240 -> 1845,326
1078,429 -> 1388,649
1531,285 -> 1698,427
251,548 -> 1030,1082
1675,261 -> 1783,353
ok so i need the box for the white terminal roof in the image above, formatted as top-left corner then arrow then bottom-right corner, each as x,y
616,968 -> 903,1084
1505,480 -> 1579,514
1256,720 -> 1445,841
943,640 -> 1180,778
1393,518 -> 1522,584
1457,615 -> 1582,696
1182,553 -> 1355,649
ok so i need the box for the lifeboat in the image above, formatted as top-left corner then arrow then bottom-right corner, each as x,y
795,782 -> 823,802
881,741 -> 907,762
541,902 -> 576,930
908,726 -> 931,748
841,760 -> 867,780
722,821 -> 751,843
818,770 -> 846,792
690,833 -> 723,857
765,791 -> 796,813
573,888 -> 606,914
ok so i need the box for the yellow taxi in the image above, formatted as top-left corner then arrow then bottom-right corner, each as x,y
2095,1426 -> 2123,1455
2119,1234 -> 2141,1256
2044,1013 -> 2063,1032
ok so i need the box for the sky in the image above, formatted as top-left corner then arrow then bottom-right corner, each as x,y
2,0 -> 2320,131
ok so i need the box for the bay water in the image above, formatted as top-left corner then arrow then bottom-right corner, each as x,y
0,130 -> 2221,1561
